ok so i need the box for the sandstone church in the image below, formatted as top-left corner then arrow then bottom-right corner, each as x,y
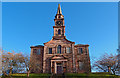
30,4 -> 91,74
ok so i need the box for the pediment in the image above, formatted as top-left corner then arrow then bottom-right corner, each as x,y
51,55 -> 67,60
44,37 -> 75,45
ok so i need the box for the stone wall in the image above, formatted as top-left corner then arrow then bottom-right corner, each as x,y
30,46 -> 44,73
74,45 -> 91,73
30,40 -> 91,74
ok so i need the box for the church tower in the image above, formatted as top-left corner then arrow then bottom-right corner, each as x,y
53,4 -> 66,39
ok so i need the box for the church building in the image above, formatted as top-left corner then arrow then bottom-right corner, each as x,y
30,4 -> 91,74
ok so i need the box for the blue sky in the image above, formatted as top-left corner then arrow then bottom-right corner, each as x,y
2,2 -> 118,62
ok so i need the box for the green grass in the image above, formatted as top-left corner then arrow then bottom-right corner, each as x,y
2,73 -> 51,78
1,73 -> 120,78
65,73 -> 120,78
11,73 -> 51,76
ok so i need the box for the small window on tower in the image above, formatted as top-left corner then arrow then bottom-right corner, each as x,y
59,16 -> 61,18
58,29 -> 61,34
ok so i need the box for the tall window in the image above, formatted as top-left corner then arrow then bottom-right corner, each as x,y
78,48 -> 83,54
57,45 -> 61,54
66,47 -> 71,53
58,29 -> 61,34
49,48 -> 52,54
79,61 -> 83,70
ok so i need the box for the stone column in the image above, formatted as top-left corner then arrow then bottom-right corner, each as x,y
62,61 -> 64,73
51,60 -> 52,73
43,45 -> 47,73
55,46 -> 57,54
55,61 -> 57,74
64,47 -> 65,54
72,43 -> 75,72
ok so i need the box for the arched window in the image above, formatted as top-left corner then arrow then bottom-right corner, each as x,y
57,45 -> 61,54
58,29 -> 61,35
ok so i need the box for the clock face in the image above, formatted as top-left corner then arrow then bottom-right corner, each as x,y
56,21 -> 62,26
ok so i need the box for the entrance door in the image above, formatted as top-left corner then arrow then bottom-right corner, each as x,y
57,63 -> 62,74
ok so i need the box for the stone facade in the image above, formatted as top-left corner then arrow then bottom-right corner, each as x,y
30,4 -> 91,74
30,45 -> 44,73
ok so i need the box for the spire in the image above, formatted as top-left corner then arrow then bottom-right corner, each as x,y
57,4 -> 62,14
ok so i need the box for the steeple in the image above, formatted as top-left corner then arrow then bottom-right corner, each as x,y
53,4 -> 65,39
57,4 -> 62,14
55,4 -> 64,20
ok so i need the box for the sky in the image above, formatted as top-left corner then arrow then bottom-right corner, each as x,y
2,2 -> 118,64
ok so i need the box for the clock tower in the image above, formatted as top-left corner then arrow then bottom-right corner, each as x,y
53,4 -> 66,39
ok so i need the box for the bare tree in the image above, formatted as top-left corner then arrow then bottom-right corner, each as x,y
93,53 -> 119,75
2,50 -> 25,76
2,50 -> 41,77
22,55 -> 41,77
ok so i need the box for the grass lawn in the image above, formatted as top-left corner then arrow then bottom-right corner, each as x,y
65,73 -> 120,78
11,73 -> 51,77
2,73 -> 51,78
1,73 -> 120,78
